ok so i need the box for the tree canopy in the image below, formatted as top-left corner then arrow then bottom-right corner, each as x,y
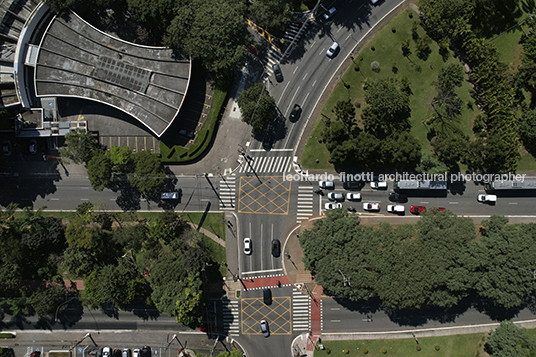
59,129 -> 99,165
237,82 -> 276,133
300,211 -> 536,310
486,321 -> 536,357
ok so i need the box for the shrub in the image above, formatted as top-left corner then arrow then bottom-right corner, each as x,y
371,46 -> 375,51
354,63 -> 360,71
409,12 -> 413,18
434,344 -> 440,351
342,349 -> 349,354
362,348 -> 368,354
391,27 -> 396,33
326,348 -> 331,354
371,61 -> 380,72
381,347 -> 387,354
416,345 -> 422,351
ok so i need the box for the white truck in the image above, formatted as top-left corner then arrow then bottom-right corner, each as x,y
477,194 -> 497,203
387,205 -> 405,213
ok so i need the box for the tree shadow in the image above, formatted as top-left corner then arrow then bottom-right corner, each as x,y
100,305 -> 119,319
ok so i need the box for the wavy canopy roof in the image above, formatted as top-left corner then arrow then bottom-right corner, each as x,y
35,13 -> 191,137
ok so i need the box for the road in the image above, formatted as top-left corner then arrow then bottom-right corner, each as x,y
251,0 -> 400,151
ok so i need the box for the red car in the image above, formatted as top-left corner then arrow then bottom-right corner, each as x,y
410,205 -> 426,214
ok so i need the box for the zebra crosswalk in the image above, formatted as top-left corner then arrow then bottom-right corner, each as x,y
292,288 -> 310,331
219,174 -> 236,210
297,186 -> 314,223
238,155 -> 293,174
265,19 -> 310,77
222,298 -> 240,336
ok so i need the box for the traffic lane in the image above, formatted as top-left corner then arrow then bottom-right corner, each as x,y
322,297 -> 536,332
241,219 -> 284,276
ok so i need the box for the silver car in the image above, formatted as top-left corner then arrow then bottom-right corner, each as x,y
260,320 -> 270,337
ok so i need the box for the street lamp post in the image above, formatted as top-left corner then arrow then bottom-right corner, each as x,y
55,296 -> 77,323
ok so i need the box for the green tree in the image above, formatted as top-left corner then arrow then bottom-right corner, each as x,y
87,151 -> 113,191
166,0 -> 249,81
129,151 -> 165,195
85,259 -> 145,308
237,82 -> 276,133
473,216 -> 536,308
59,129 -> 99,165
107,145 -> 133,173
432,134 -> 468,169
418,0 -> 473,39
519,109 -> 536,155
415,35 -> 432,61
486,321 -> 536,357
415,151 -> 448,175
0,347 -> 15,357
361,78 -> 411,137
332,99 -> 356,130
126,0 -> 176,41
215,350 -> 243,357
28,284 -> 68,317
381,132 -> 421,170
174,273 -> 204,327
248,0 -> 294,36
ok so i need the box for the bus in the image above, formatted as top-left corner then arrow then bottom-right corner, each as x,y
484,179 -> 536,191
394,180 -> 447,191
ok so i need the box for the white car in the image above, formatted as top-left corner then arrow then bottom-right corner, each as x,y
319,181 -> 334,189
327,192 -> 344,201
371,0 -> 379,4
244,238 -> 252,255
387,205 -> 405,213
325,202 -> 343,210
370,181 -> 388,189
133,350 -> 140,357
346,193 -> 361,201
326,42 -> 339,58
102,348 -> 111,357
477,194 -> 497,203
323,7 -> 337,20
363,202 -> 380,211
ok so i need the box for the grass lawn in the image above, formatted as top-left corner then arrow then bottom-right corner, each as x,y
302,9 -> 477,169
314,334 -> 485,357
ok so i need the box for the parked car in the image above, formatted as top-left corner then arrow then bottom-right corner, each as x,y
161,192 -> 178,200
325,202 -> 343,210
272,63 -> 283,82
132,349 -> 140,357
113,350 -> 121,357
29,139 -> 37,154
141,346 -> 151,357
289,104 -> 302,122
30,352 -> 41,357
388,192 -> 407,202
102,347 -> 111,357
327,192 -> 344,202
319,181 -> 334,189
371,181 -> 388,189
3,140 -> 11,156
326,42 -> 339,58
387,205 -> 405,214
199,324 -> 215,332
323,7 -> 337,20
346,193 -> 361,201
371,0 -> 379,4
410,205 -> 426,214
122,349 -> 131,357
244,238 -> 252,255
260,319 -> 270,337
263,288 -> 272,305
272,239 -> 280,257
178,129 -> 195,139
363,202 -> 380,211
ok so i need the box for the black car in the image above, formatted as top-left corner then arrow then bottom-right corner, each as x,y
263,288 -> 272,305
289,104 -> 302,122
389,192 -> 408,202
141,346 -> 151,357
178,129 -> 195,139
272,64 -> 283,82
342,180 -> 363,190
272,239 -> 281,257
